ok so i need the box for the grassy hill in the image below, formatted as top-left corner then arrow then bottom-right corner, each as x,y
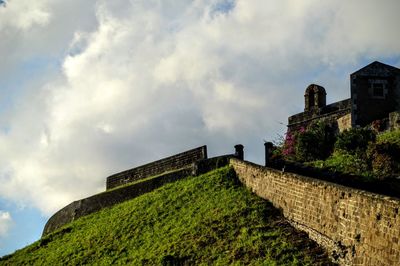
0,167 -> 333,265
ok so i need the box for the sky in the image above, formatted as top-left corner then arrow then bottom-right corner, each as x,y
0,0 -> 400,256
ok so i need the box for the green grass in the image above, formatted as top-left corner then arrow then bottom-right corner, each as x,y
105,167 -> 189,192
0,167 -> 333,265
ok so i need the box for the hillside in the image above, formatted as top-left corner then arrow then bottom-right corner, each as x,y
0,167 -> 333,265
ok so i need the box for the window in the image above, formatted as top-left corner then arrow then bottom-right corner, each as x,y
369,79 -> 387,99
372,83 -> 384,97
308,91 -> 315,108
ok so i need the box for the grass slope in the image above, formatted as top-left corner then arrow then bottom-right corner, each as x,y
1,167 -> 333,265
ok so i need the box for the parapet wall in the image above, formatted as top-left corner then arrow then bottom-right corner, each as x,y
43,167 -> 193,236
106,146 -> 207,189
43,155 -> 232,236
287,99 -> 351,132
230,158 -> 400,266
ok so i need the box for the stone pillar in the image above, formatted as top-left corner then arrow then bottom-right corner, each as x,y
264,142 -> 273,166
234,144 -> 244,160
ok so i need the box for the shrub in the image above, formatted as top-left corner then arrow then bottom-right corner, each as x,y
377,129 -> 400,147
294,122 -> 335,162
370,153 -> 393,180
334,128 -> 376,155
367,142 -> 400,179
282,130 -> 297,158
316,151 -> 371,177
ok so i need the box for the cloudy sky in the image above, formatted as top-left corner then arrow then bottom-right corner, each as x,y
0,0 -> 399,256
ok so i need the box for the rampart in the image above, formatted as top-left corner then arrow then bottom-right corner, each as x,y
230,158 -> 400,265
106,146 -> 207,189
43,154 -> 233,236
43,167 -> 194,236
288,99 -> 351,132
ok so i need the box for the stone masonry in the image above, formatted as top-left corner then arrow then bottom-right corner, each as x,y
43,149 -> 234,236
288,61 -> 400,133
106,145 -> 207,189
230,158 -> 400,266
43,167 -> 193,236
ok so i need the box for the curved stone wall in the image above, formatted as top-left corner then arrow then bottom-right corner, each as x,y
43,167 -> 193,236
42,155 -> 232,236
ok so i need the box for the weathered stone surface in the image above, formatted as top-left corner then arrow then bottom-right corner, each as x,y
230,158 -> 400,266
106,146 -> 207,190
389,111 -> 400,130
337,113 -> 352,132
288,98 -> 351,132
43,167 -> 194,236
194,155 -> 233,175
288,61 -> 400,132
304,84 -> 327,112
351,61 -> 400,127
42,155 -> 231,237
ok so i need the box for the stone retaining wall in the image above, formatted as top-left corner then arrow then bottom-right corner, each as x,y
43,155 -> 231,236
230,158 -> 400,265
43,167 -> 193,236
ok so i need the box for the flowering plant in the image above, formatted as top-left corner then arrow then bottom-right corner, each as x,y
282,126 -> 305,157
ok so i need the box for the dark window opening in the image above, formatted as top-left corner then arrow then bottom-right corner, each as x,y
372,83 -> 384,97
308,91 -> 315,108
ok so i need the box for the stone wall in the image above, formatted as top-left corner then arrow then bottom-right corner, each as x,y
337,113 -> 352,132
106,146 -> 207,189
389,111 -> 400,130
288,99 -> 351,132
43,167 -> 194,236
43,155 -> 230,236
230,158 -> 400,265
350,61 -> 400,127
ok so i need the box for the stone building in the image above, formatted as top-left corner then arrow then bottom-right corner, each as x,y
287,61 -> 400,133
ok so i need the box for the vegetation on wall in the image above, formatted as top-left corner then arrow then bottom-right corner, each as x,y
280,125 -> 400,180
0,167 -> 332,265
283,122 -> 335,162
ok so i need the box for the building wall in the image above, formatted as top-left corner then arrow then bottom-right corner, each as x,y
287,99 -> 351,132
389,111 -> 400,130
230,158 -> 400,266
337,113 -> 352,132
351,62 -> 400,127
106,146 -> 207,189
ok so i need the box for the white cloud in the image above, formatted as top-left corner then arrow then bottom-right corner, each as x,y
0,0 -> 399,216
0,211 -> 13,237
0,0 -> 51,31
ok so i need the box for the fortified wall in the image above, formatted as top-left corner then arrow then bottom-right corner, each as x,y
288,61 -> 400,133
287,83 -> 352,133
43,145 -> 236,236
43,167 -> 194,236
230,158 -> 400,266
106,145 -> 207,189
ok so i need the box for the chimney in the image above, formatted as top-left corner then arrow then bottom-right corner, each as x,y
264,142 -> 273,166
234,144 -> 244,160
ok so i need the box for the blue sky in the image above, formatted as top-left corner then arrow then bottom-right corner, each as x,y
1,0 -> 400,256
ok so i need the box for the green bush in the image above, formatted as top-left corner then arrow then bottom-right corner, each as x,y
367,142 -> 400,179
319,151 -> 371,177
294,122 -> 335,162
371,153 -> 393,179
285,125 -> 400,179
377,129 -> 400,147
334,128 -> 376,155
